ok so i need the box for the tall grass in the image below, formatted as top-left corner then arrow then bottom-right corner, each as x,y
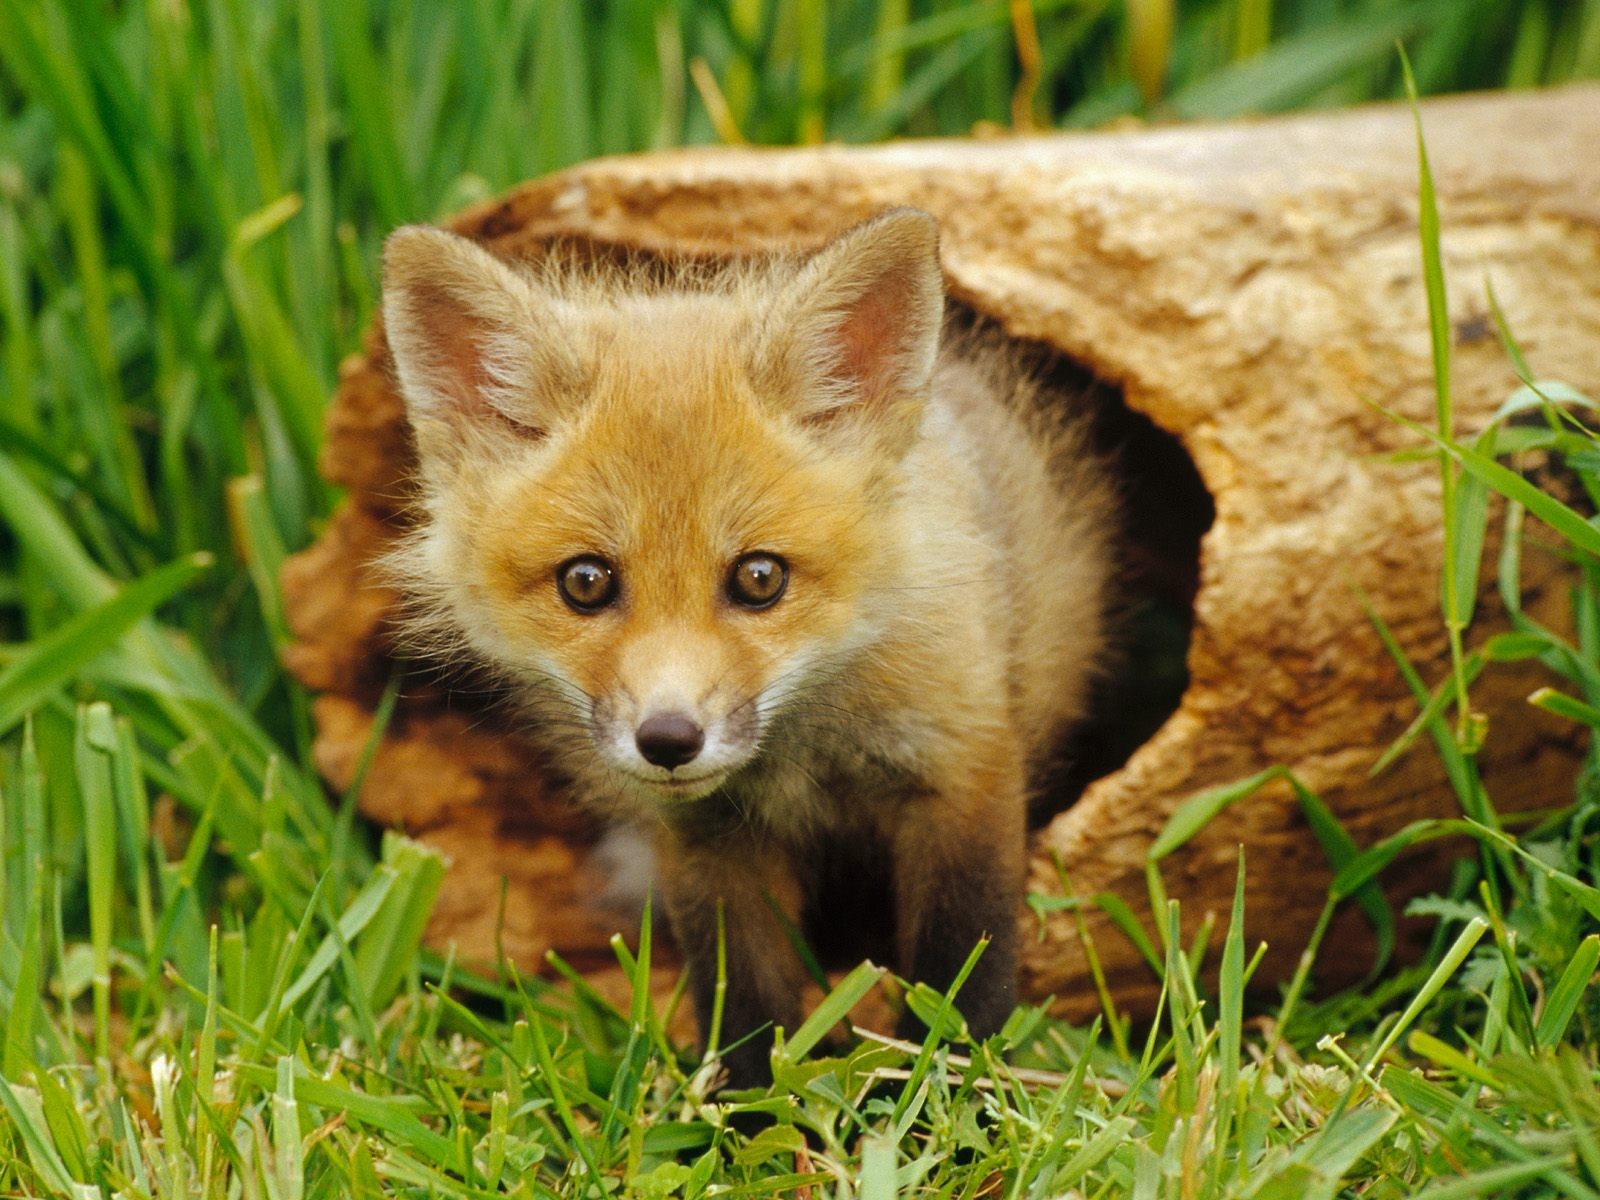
2,1 -> 1600,1196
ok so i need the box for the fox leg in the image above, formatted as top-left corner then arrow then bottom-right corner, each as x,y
655,831 -> 808,1090
890,760 -> 1027,1044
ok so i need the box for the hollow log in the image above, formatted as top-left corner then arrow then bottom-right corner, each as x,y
283,87 -> 1600,1020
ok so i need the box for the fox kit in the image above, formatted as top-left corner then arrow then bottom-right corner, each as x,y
382,210 -> 1115,1088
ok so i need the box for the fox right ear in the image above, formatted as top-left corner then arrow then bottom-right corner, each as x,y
381,227 -> 580,474
753,208 -> 944,449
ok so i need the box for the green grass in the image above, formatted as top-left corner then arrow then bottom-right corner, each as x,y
3,1 -> 1600,1195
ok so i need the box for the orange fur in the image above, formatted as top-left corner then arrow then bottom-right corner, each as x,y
381,210 -> 1116,1081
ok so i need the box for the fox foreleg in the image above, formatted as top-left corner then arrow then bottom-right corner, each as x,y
655,832 -> 809,1091
890,761 -> 1027,1045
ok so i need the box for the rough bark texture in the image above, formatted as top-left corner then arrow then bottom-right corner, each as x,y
283,87 -> 1600,1019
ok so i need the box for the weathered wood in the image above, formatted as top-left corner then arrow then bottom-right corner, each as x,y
284,87 -> 1600,1018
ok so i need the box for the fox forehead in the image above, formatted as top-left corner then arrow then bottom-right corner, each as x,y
468,360 -> 887,609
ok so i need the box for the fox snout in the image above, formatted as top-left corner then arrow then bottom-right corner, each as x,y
583,630 -> 769,798
634,712 -> 704,768
594,691 -> 761,799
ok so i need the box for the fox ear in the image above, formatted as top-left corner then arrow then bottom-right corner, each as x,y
755,208 -> 944,433
381,226 -> 579,475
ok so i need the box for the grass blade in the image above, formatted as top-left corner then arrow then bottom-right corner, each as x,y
781,960 -> 887,1062
1535,933 -> 1600,1047
0,553 -> 211,738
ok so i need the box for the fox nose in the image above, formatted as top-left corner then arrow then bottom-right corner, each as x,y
635,713 -> 704,769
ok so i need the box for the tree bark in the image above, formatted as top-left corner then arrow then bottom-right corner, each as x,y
283,87 -> 1600,1019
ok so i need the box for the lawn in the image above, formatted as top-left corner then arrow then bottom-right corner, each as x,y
2,1 -> 1600,1195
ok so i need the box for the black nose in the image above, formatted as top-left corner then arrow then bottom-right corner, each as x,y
635,713 -> 704,769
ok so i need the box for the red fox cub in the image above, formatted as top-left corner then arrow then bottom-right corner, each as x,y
381,209 -> 1115,1088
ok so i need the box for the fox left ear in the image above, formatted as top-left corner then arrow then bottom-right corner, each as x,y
755,209 -> 944,435
381,226 -> 581,484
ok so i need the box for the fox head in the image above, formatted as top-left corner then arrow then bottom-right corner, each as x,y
382,210 -> 945,810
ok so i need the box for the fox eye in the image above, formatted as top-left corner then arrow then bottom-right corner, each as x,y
728,553 -> 787,609
558,556 -> 618,612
